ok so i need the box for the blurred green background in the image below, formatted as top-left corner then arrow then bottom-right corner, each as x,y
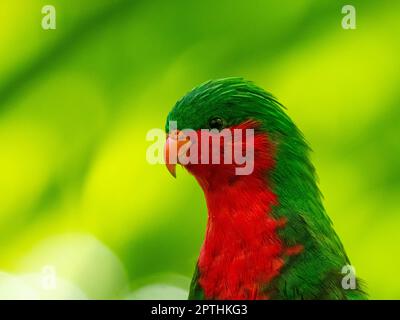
0,0 -> 399,299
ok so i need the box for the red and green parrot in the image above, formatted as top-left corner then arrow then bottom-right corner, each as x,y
164,78 -> 366,300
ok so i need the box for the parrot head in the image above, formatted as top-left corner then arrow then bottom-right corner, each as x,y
164,77 -> 295,189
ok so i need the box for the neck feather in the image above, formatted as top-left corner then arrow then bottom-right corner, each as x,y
197,171 -> 285,299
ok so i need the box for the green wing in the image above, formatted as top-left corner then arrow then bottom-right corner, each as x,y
188,264 -> 205,300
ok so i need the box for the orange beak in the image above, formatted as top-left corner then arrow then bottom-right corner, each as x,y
164,130 -> 192,177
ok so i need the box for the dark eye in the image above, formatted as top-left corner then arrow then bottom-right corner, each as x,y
209,117 -> 224,131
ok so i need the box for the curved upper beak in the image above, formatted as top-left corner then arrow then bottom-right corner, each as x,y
164,130 -> 192,178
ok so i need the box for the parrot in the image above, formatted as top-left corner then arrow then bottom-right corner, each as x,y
163,77 -> 367,300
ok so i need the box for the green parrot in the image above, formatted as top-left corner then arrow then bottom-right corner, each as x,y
164,78 -> 367,300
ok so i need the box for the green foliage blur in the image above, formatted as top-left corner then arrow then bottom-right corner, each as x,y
0,0 -> 399,299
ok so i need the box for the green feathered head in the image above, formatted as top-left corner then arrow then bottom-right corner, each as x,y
166,77 -> 294,137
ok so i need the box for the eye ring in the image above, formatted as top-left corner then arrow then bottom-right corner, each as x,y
208,117 -> 224,131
